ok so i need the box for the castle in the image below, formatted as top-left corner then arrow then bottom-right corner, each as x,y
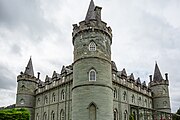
16,0 -> 172,120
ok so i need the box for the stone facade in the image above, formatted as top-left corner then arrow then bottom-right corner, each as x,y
16,0 -> 172,120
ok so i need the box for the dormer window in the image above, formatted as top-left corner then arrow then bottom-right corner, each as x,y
89,42 -> 96,51
89,69 -> 96,81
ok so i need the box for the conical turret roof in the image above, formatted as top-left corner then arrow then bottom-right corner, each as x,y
24,57 -> 34,76
85,0 -> 96,21
153,62 -> 163,82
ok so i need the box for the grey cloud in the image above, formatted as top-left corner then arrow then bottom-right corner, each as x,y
0,64 -> 16,90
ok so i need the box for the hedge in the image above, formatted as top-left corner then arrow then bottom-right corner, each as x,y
0,108 -> 30,120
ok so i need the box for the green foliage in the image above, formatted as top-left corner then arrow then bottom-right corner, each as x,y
0,108 -> 30,120
173,108 -> 180,120
129,114 -> 135,120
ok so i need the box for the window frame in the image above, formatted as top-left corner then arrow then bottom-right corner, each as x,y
89,69 -> 96,81
89,41 -> 96,51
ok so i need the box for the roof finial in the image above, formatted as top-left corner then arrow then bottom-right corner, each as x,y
24,57 -> 34,76
85,0 -> 95,21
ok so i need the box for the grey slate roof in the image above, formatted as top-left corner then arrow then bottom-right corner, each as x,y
24,57 -> 34,76
153,63 -> 163,82
85,0 -> 95,21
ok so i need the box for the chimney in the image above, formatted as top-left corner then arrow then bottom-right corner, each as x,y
37,72 -> 40,79
95,6 -> 102,21
149,75 -> 152,82
165,73 -> 168,80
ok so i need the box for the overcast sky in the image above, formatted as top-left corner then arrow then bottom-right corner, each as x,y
0,0 -> 180,112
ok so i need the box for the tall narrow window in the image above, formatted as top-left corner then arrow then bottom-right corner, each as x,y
61,90 -> 65,100
114,109 -> 118,120
20,99 -> 25,105
60,110 -> 65,120
43,112 -> 47,120
124,110 -> 128,120
52,93 -> 55,102
145,99 -> 147,107
89,42 -> 96,51
123,91 -> 127,101
89,103 -> 96,120
44,95 -> 48,104
51,111 -> 55,120
132,95 -> 135,103
114,88 -> 117,99
89,69 -> 96,81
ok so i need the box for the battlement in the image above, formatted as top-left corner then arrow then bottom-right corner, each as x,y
72,20 -> 112,45
149,79 -> 169,87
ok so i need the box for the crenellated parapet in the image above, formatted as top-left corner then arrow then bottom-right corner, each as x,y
72,19 -> 112,45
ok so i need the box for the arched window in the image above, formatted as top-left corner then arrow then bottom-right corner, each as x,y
124,110 -> 128,120
20,99 -> 25,105
43,112 -> 47,120
37,98 -> 40,105
89,41 -> 96,51
52,93 -> 55,102
114,109 -> 118,120
144,99 -> 147,107
51,111 -> 55,120
60,109 -> 65,120
89,69 -> 96,81
123,91 -> 127,101
44,95 -> 48,104
36,113 -> 39,120
61,90 -> 65,100
132,94 -> 135,103
89,103 -> 96,120
114,88 -> 117,99
163,101 -> 167,107
138,97 -> 141,104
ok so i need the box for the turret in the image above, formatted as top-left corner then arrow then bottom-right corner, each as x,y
149,63 -> 171,113
72,0 -> 113,120
16,57 -> 37,120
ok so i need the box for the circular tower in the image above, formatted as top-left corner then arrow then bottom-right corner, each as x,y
72,0 -> 113,120
149,63 -> 171,113
16,58 -> 37,119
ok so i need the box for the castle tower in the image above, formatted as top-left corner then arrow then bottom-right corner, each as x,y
72,0 -> 113,120
16,58 -> 37,119
149,63 -> 171,113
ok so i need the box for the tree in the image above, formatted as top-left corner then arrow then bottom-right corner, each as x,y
173,108 -> 180,120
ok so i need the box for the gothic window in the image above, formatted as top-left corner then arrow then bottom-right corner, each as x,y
21,85 -> 25,91
114,109 -> 118,120
20,99 -> 24,105
89,69 -> 96,81
61,90 -> 65,100
89,103 -> 96,120
144,99 -> 147,107
132,95 -> 135,103
138,97 -> 141,104
149,101 -> 152,108
162,88 -> 166,95
60,109 -> 65,120
89,41 -> 96,51
51,111 -> 55,120
36,113 -> 39,120
124,110 -> 128,120
37,98 -> 40,105
123,91 -> 127,101
52,93 -> 55,102
163,101 -> 167,107
114,88 -> 117,99
43,112 -> 47,120
44,95 -> 48,104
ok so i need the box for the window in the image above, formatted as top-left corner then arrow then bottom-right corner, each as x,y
61,90 -> 65,100
123,91 -> 127,101
52,93 -> 55,102
51,111 -> 55,120
36,113 -> 39,120
89,69 -> 96,81
138,97 -> 141,104
114,109 -> 118,120
37,98 -> 40,105
113,74 -> 116,80
124,110 -> 128,120
89,103 -> 96,120
163,101 -> 167,107
114,88 -> 117,99
132,95 -> 135,103
144,99 -> 147,107
89,41 -> 96,51
60,110 -> 65,120
43,112 -> 47,120
20,99 -> 24,105
44,95 -> 48,104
